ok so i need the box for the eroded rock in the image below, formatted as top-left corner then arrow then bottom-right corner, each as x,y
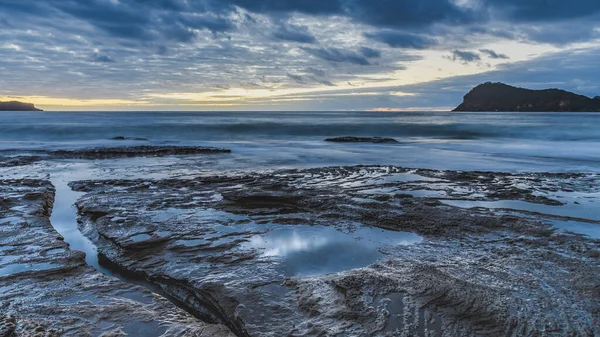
0,179 -> 234,336
72,166 -> 600,336
51,146 -> 231,159
0,155 -> 43,168
0,146 -> 231,165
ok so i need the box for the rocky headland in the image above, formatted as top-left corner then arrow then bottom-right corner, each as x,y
453,82 -> 600,112
0,101 -> 43,111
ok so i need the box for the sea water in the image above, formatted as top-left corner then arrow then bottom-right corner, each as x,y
0,111 -> 599,173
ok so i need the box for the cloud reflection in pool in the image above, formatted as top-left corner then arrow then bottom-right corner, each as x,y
242,225 -> 422,277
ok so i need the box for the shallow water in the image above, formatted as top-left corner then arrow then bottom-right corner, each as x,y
242,225 -> 422,276
0,262 -> 60,276
549,220 -> 600,239
130,233 -> 153,243
49,177 -> 109,271
441,199 -> 600,221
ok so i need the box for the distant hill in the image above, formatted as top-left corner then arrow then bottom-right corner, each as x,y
0,101 -> 43,111
453,82 -> 600,112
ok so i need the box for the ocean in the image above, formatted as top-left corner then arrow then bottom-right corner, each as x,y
1,111 -> 599,173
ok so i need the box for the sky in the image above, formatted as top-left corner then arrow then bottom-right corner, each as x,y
1,0 -> 599,111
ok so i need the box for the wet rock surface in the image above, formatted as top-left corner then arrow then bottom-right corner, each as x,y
110,136 -> 149,141
324,137 -> 399,143
71,166 -> 600,336
51,146 -> 231,160
0,179 -> 234,336
0,146 -> 231,167
0,155 -> 43,168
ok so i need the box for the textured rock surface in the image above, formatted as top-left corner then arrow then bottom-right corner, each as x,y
0,146 -> 231,167
0,179 -> 234,336
72,166 -> 600,336
50,146 -> 231,159
0,155 -> 43,168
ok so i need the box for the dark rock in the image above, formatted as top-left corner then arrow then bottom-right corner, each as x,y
453,82 -> 600,112
110,136 -> 149,141
0,156 -> 43,168
325,136 -> 399,143
0,179 -> 234,336
0,101 -> 42,111
0,146 -> 231,166
51,146 -> 231,159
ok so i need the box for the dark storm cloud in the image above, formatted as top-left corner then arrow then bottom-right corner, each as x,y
223,0 -> 342,15
287,73 -> 306,84
315,78 -> 336,87
359,47 -> 381,59
52,1 -> 155,40
0,0 -> 476,45
343,0 -> 479,28
286,71 -> 337,87
305,68 -> 326,77
1,0 -> 236,43
129,0 -> 187,11
272,24 -> 317,43
481,0 -> 600,22
301,47 -> 380,65
157,45 -> 169,55
521,22 -> 600,46
178,13 -> 237,34
448,50 -> 481,63
3,0 -> 599,48
0,17 -> 12,28
0,1 -> 56,16
467,26 -> 516,40
365,30 -> 437,49
220,0 -> 478,27
91,54 -> 116,63
479,49 -> 509,60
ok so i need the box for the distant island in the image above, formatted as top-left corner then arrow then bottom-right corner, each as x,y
0,101 -> 43,111
453,82 -> 600,112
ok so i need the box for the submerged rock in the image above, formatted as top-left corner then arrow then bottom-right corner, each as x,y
1,146 -> 232,167
0,179 -> 234,336
51,146 -> 231,159
325,136 -> 399,143
72,166 -> 600,336
0,155 -> 43,168
110,136 -> 149,141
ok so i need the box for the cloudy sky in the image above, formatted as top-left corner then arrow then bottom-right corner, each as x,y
1,0 -> 599,111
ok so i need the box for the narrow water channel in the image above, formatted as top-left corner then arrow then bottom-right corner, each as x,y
47,172 -> 229,327
49,177 -> 115,274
